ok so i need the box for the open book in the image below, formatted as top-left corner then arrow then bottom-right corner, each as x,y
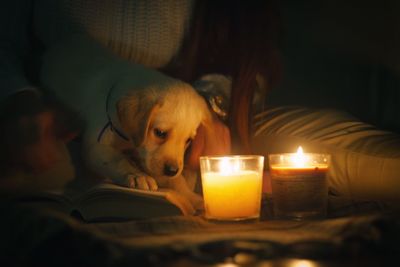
15,183 -> 192,222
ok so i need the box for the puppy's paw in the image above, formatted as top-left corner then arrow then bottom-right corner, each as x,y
189,192 -> 204,211
166,191 -> 196,216
180,189 -> 204,211
119,174 -> 158,191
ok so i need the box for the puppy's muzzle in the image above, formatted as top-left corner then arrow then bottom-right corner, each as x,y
164,163 -> 179,177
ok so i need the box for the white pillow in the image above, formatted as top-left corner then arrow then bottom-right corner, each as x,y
251,106 -> 400,210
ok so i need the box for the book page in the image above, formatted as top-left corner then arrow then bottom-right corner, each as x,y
84,183 -> 172,198
72,183 -> 185,222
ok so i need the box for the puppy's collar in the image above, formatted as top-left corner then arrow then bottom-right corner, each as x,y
97,85 -> 130,142
97,121 -> 130,142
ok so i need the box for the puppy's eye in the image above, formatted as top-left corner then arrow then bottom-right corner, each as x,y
154,128 -> 167,139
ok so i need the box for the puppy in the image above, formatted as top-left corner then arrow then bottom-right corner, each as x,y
93,83 -> 211,212
43,56 -> 211,215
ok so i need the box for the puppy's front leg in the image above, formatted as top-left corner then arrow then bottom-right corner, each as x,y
83,134 -> 158,190
168,175 -> 204,211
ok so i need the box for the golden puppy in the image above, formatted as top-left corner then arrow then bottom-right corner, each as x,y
41,39 -> 211,214
94,84 -> 210,212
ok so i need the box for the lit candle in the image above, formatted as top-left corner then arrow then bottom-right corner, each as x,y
269,147 -> 330,220
200,156 -> 264,221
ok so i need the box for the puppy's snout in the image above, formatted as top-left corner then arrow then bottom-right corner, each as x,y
163,163 -> 179,177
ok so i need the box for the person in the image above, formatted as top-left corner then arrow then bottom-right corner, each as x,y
1,0 -> 399,211
0,0 -> 279,190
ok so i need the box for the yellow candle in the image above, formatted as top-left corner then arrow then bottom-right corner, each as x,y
200,156 -> 264,221
202,170 -> 262,219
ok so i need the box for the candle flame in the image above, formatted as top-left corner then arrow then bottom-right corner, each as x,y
292,146 -> 307,167
219,157 -> 240,175
297,146 -> 304,154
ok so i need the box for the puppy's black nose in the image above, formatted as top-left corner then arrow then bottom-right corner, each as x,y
164,164 -> 179,177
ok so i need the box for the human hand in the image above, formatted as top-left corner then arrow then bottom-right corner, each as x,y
186,116 -> 231,170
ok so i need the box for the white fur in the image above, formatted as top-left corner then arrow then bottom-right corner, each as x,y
83,82 -> 209,214
41,41 -> 211,214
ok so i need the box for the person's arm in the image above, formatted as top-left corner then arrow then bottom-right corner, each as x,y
186,119 -> 231,170
40,33 -> 231,177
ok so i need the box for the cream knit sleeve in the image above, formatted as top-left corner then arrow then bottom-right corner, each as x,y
34,0 -> 194,69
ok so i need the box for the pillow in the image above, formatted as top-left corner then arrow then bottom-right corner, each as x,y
251,106 -> 400,210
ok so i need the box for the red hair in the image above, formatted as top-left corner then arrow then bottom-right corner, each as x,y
164,0 -> 282,153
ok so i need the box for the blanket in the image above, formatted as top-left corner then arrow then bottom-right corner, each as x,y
1,200 -> 399,266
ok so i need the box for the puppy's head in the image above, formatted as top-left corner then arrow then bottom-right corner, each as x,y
117,83 -> 211,186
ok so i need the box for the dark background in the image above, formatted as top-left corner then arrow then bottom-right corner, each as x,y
267,0 -> 400,133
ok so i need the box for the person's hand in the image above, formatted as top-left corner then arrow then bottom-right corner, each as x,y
0,90 -> 81,174
186,116 -> 231,170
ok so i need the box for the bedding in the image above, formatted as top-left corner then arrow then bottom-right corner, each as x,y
252,106 -> 400,209
0,201 -> 398,266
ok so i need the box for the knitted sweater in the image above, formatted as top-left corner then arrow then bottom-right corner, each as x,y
0,0 -> 194,101
34,0 -> 194,69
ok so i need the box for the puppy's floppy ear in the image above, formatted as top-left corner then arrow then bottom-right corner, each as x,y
116,90 -> 159,147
